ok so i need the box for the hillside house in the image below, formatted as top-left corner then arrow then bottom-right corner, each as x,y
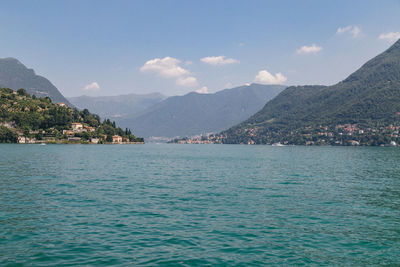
62,130 -> 75,136
85,126 -> 95,132
71,123 -> 83,131
56,102 -> 67,107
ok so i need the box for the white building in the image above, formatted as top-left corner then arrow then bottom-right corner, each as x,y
71,123 -> 83,131
18,136 -> 36,144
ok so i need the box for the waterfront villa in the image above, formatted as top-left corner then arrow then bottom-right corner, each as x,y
17,136 -> 36,144
90,138 -> 100,144
112,135 -> 122,143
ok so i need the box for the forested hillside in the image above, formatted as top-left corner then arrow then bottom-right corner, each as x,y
0,88 -> 143,143
219,39 -> 400,145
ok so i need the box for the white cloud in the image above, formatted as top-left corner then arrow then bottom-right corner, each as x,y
83,82 -> 100,91
336,25 -> 361,38
296,44 -> 322,54
140,56 -> 197,87
195,86 -> 209,94
176,76 -> 198,87
378,32 -> 400,42
200,56 -> 239,66
254,70 -> 287,85
140,57 -> 189,78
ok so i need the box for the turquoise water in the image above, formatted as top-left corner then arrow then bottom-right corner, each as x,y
0,144 -> 399,266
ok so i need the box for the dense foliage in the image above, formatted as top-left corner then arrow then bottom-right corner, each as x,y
0,88 -> 144,143
0,126 -> 17,143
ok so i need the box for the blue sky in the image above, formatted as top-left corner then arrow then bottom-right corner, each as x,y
1,0 -> 400,96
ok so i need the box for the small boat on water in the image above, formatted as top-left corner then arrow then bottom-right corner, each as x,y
39,143 -> 46,146
272,142 -> 285,146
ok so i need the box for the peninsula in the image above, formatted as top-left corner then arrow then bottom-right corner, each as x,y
0,88 -> 144,144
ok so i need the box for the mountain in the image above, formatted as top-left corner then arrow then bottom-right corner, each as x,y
221,39 -> 400,145
117,84 -> 286,138
68,93 -> 167,119
0,58 -> 72,106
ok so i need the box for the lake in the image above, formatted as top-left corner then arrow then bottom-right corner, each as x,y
1,144 -> 399,265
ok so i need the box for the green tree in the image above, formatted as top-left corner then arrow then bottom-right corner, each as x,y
0,126 -> 18,143
17,88 -> 29,96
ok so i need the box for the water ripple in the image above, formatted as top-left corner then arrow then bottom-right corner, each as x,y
0,144 -> 399,265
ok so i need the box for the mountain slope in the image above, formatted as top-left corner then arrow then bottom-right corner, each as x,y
68,93 -> 167,119
0,58 -> 72,106
118,84 -> 286,138
222,39 -> 400,145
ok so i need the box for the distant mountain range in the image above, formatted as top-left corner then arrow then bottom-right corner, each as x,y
220,39 -> 400,145
0,58 -> 72,106
0,57 -> 287,140
68,93 -> 167,119
117,84 -> 286,138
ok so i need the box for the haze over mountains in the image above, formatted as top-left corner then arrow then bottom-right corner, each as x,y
68,93 -> 167,119
0,58 -> 72,106
0,56 -> 287,140
5,39 -> 400,145
117,84 -> 286,138
221,39 -> 400,144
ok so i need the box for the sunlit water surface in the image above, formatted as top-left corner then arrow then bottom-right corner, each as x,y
1,144 -> 399,265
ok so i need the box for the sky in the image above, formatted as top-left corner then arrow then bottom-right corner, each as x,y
0,0 -> 400,97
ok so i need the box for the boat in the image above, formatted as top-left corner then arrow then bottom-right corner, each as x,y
272,143 -> 284,146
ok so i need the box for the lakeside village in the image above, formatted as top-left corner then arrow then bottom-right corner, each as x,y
172,124 -> 400,146
0,88 -> 144,144
14,120 -> 141,144
4,114 -> 142,144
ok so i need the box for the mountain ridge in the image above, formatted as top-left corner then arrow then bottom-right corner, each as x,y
219,39 -> 400,145
0,58 -> 72,106
68,92 -> 167,119
117,83 -> 286,138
